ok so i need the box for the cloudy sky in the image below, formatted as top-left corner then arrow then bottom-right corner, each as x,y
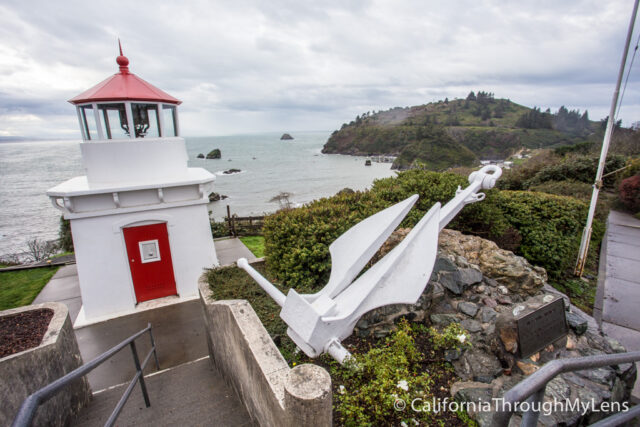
0,0 -> 638,138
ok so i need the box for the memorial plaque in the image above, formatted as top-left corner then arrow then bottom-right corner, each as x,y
517,298 -> 568,358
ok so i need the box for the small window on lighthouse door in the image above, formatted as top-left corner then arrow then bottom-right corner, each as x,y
139,240 -> 160,263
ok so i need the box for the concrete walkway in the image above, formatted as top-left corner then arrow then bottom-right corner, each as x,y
594,210 -> 640,401
32,264 -> 82,323
214,237 -> 257,266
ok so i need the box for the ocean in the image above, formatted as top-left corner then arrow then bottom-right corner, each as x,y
0,131 -> 395,257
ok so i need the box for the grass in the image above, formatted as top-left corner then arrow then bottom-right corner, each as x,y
49,251 -> 74,259
239,236 -> 265,258
0,266 -> 59,311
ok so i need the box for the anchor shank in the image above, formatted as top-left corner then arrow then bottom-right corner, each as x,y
439,180 -> 483,230
237,258 -> 286,307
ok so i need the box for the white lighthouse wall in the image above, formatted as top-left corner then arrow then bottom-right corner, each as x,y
80,137 -> 189,185
70,204 -> 217,321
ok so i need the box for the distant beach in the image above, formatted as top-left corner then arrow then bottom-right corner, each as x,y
0,132 -> 395,256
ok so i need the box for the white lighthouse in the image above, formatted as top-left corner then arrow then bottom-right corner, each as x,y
48,45 -> 218,324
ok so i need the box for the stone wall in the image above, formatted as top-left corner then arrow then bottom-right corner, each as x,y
356,228 -> 636,426
0,302 -> 91,426
198,273 -> 332,426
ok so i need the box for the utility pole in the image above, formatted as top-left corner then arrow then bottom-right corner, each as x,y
575,0 -> 639,276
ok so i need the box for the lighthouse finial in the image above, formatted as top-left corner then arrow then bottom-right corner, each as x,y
116,39 -> 130,74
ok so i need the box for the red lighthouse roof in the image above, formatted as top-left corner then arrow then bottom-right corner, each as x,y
69,44 -> 181,105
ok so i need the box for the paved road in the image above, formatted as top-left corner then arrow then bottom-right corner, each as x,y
594,210 -> 640,401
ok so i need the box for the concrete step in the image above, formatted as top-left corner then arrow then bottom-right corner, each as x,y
71,357 -> 253,426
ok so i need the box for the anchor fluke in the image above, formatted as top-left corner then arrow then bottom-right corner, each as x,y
238,166 -> 502,363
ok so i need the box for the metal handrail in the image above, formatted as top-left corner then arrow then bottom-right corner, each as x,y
12,323 -> 160,427
492,350 -> 640,426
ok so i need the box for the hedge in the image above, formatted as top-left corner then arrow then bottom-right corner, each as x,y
262,170 -> 597,291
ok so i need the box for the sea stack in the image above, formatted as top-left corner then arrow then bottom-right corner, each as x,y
280,133 -> 294,140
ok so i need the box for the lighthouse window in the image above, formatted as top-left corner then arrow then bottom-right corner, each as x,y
98,103 -> 129,139
131,103 -> 160,138
79,105 -> 97,141
162,105 -> 178,137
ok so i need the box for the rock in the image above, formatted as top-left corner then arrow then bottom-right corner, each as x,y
497,285 -> 509,295
480,307 -> 497,323
483,297 -> 498,308
280,133 -> 294,140
461,319 -> 482,333
458,268 -> 483,286
458,301 -> 479,317
440,271 -> 466,295
208,192 -> 228,202
516,360 -> 539,376
498,325 -> 518,354
497,296 -> 512,305
453,350 -> 503,383
566,311 -> 588,335
451,380 -> 493,403
434,255 -> 458,272
606,337 -> 626,353
206,148 -> 221,159
445,348 -> 462,362
439,229 -> 546,295
429,313 -> 459,326
223,168 -> 242,174
197,153 -> 205,158
364,159 -> 372,166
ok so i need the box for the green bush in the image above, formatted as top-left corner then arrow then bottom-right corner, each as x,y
526,154 -> 627,189
263,191 -> 387,292
263,170 -> 597,290
491,191 -> 590,277
58,216 -> 74,252
210,219 -> 230,238
529,179 -> 594,201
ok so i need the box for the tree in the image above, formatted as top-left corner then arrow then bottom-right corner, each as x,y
466,91 -> 477,101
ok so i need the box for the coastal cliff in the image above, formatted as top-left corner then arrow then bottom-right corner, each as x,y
322,92 -> 599,170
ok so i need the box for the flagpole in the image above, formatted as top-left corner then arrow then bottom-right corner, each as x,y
574,0 -> 639,276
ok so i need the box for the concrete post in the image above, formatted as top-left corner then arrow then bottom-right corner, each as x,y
285,364 -> 332,426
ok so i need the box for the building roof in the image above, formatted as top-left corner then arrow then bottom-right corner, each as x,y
68,49 -> 181,105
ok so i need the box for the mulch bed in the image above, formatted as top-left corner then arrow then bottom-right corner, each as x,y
0,309 -> 54,358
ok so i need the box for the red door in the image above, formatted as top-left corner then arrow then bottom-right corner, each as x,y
123,223 -> 177,303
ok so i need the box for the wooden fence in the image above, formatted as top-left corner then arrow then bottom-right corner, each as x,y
225,206 -> 265,237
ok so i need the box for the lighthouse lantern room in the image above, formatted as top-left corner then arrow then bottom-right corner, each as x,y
48,45 -> 218,324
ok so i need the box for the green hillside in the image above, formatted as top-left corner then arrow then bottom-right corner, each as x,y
322,92 -> 601,170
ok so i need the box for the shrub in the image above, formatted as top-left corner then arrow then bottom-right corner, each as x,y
492,191 -> 589,277
58,216 -> 74,252
529,179 -> 594,201
526,154 -> 627,189
619,174 -> 640,213
263,170 -> 596,289
263,191 -> 387,291
210,219 -> 230,238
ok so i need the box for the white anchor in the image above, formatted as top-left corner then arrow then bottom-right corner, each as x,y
238,165 -> 501,364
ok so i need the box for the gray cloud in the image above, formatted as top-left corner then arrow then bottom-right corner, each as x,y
0,0 -> 638,138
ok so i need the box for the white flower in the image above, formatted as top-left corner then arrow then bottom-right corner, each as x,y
457,334 -> 467,344
397,380 -> 409,391
401,422 -> 408,427
338,385 -> 346,394
412,419 -> 419,425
